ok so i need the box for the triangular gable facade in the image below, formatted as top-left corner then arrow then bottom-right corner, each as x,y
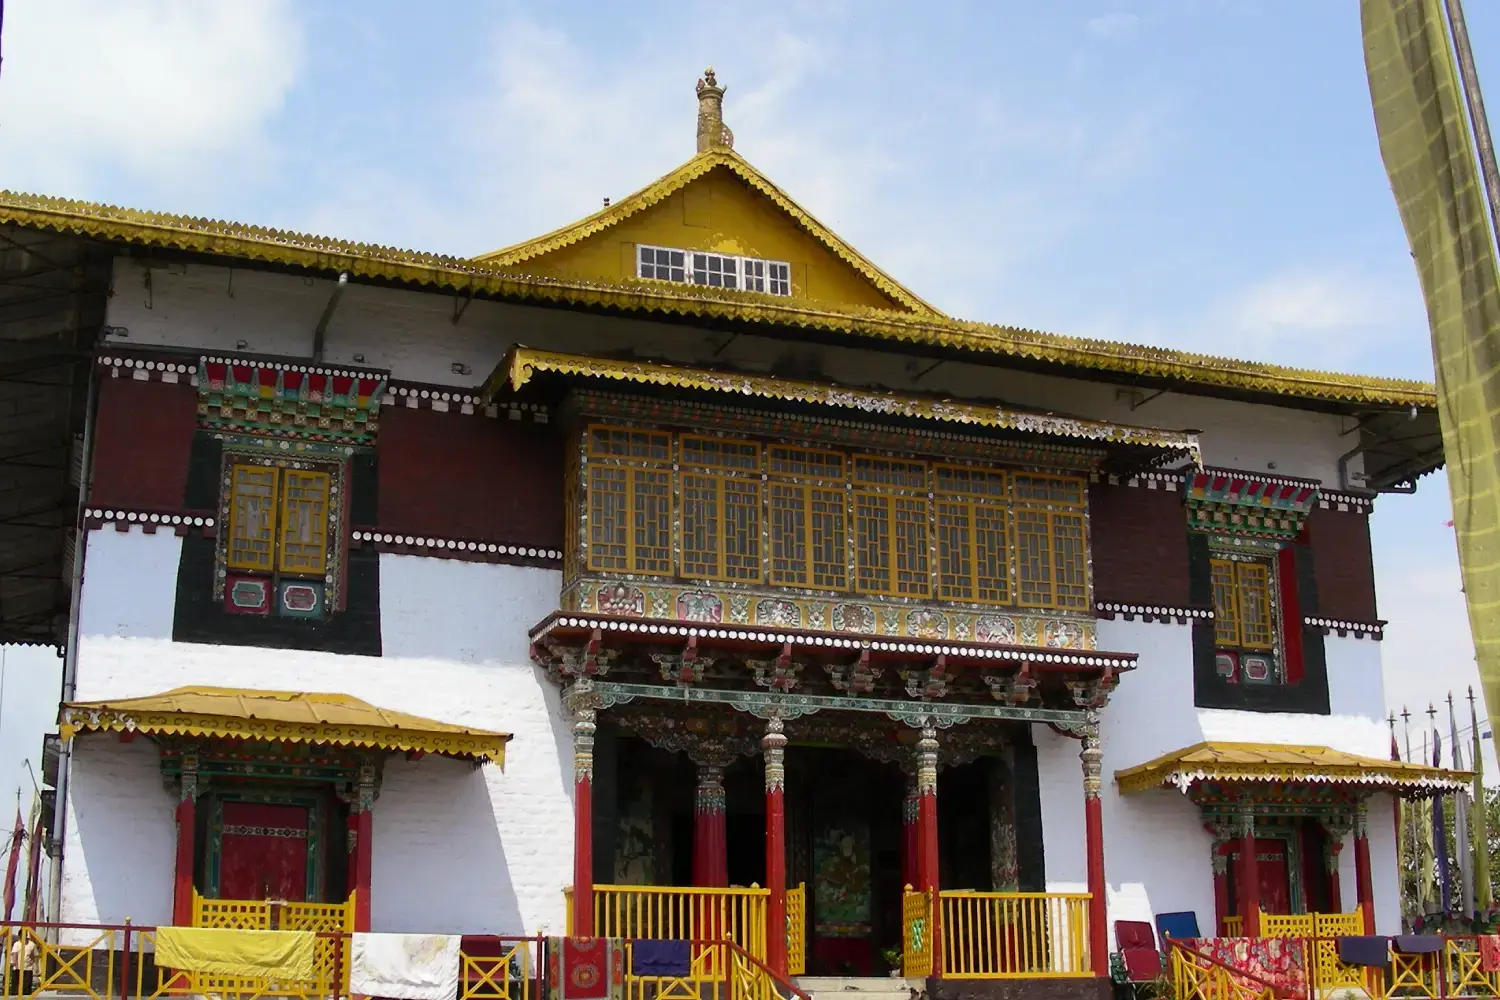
478,94 -> 940,317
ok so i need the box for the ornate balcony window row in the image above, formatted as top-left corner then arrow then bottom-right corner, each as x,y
575,424 -> 1092,614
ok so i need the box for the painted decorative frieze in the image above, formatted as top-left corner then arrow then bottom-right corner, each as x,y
563,578 -> 1098,650
196,356 -> 387,448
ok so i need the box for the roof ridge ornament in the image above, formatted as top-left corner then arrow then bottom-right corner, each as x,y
696,66 -> 733,152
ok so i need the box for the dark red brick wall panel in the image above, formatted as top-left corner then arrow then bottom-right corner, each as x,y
376,407 -> 563,547
1306,506 -> 1378,621
89,377 -> 198,509
1089,482 -> 1191,607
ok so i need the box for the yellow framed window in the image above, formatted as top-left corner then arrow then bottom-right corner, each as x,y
227,465 -> 280,572
1014,508 -> 1087,610
278,470 -> 331,575
226,463 -> 333,578
1211,557 -> 1275,650
935,466 -> 1010,604
769,446 -> 846,590
679,436 -> 762,583
584,426 -> 674,576
853,491 -> 930,598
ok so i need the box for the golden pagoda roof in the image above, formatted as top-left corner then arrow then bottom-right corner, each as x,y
1114,741 -> 1471,797
0,63 -> 1439,414
475,148 -> 941,316
59,686 -> 511,765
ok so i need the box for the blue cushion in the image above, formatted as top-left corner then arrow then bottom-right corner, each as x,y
1156,911 -> 1201,941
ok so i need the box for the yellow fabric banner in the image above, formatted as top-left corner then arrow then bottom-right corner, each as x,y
154,927 -> 317,981
1362,0 -> 1500,738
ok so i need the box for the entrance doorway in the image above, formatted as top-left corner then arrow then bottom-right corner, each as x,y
200,787 -> 347,904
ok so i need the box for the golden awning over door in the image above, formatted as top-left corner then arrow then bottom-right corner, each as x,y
59,686 -> 511,766
1114,741 -> 1470,798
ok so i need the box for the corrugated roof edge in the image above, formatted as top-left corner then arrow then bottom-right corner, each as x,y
0,190 -> 1437,410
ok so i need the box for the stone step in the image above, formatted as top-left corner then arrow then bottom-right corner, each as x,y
795,977 -> 926,997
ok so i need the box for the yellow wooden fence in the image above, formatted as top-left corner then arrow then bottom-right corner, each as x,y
900,889 -> 1092,979
566,884 -> 806,975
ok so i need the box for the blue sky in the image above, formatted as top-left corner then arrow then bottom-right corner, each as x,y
0,0 -> 1496,790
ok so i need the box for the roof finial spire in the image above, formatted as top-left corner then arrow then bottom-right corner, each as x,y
695,66 -> 733,153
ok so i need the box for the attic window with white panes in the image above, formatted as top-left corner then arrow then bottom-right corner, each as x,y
636,244 -> 791,296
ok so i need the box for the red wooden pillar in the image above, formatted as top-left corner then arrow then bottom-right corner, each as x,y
1237,802 -> 1261,937
171,758 -> 199,926
1354,802 -> 1375,935
763,717 -> 788,977
1326,839 -> 1344,914
1211,844 -> 1230,935
693,763 -> 729,888
901,775 -> 920,891
349,761 -> 375,932
571,700 -> 598,937
914,727 -> 943,976
1081,726 -> 1109,976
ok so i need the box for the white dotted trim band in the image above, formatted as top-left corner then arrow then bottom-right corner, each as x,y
533,614 -> 1136,667
351,530 -> 561,562
99,356 -> 197,383
1095,602 -> 1212,622
1303,616 -> 1384,639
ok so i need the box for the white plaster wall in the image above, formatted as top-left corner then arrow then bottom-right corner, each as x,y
59,736 -> 176,941
66,527 -> 573,936
104,259 -> 1358,486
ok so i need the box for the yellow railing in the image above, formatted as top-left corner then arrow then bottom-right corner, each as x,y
1222,916 -> 1243,936
566,884 -> 806,974
937,890 -> 1092,979
786,884 -> 805,976
460,939 -> 538,1000
901,889 -> 934,978
1171,945 -> 1275,1000
189,892 -> 355,997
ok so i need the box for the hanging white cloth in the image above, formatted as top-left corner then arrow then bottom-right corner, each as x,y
349,933 -> 461,1000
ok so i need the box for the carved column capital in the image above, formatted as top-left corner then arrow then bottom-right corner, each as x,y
568,681 -> 600,784
1079,722 -> 1102,801
695,764 -> 726,816
762,717 -> 787,792
179,753 -> 201,803
916,727 -> 939,795
1210,843 -> 1229,875
1354,799 -> 1369,838
1235,797 -> 1257,838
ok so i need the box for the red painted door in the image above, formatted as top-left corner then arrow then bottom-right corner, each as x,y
1255,838 -> 1293,916
219,802 -> 311,901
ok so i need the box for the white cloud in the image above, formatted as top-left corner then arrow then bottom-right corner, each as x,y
0,0 -> 303,194
1086,13 -> 1140,39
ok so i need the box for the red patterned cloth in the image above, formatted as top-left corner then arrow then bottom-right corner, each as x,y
548,938 -> 623,1000
1192,937 -> 1307,996
1479,936 -> 1500,973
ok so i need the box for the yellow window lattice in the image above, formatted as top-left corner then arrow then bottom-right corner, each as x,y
588,426 -> 671,461
278,470 -> 330,576
770,483 -> 846,589
680,473 -> 762,582
769,446 -> 844,481
681,435 -> 760,471
631,469 -> 673,574
1015,509 -> 1053,606
227,465 -> 279,571
935,465 -> 1009,499
855,493 -> 893,593
1013,472 -> 1086,507
1235,561 -> 1274,649
681,473 -> 721,578
1211,558 -> 1275,649
1051,511 -> 1087,609
854,492 -> 929,597
854,455 -> 927,489
937,500 -> 1009,603
587,465 -> 629,572
1211,559 -> 1239,646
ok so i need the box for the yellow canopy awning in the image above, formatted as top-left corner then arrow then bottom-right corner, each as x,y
1114,741 -> 1470,798
59,686 -> 511,766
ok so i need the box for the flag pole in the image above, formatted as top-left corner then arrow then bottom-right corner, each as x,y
1473,687 -> 1493,910
1441,0 -> 1500,245
1451,692 -> 1475,914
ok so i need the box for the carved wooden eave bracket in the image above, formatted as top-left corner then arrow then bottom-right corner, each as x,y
527,611 -> 1136,728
